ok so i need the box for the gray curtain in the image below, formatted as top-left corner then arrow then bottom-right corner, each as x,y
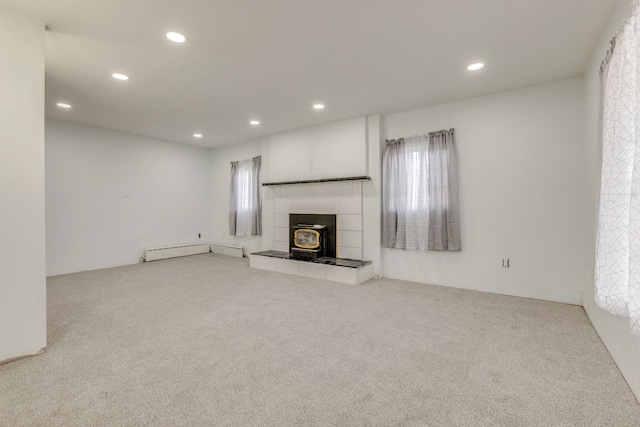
427,130 -> 460,251
382,140 -> 402,249
229,156 -> 262,236
229,161 -> 239,236
250,156 -> 262,235
383,129 -> 461,251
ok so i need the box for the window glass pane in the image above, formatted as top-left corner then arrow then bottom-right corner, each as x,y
237,163 -> 252,212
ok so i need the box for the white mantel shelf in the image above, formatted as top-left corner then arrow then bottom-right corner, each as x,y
262,176 -> 370,187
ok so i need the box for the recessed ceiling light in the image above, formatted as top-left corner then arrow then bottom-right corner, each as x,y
166,32 -> 186,43
56,102 -> 71,109
467,62 -> 484,71
193,133 -> 203,138
112,73 -> 129,80
250,120 -> 260,125
313,104 -> 325,109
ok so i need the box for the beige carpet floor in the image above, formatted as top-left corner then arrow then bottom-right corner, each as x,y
1,253 -> 639,426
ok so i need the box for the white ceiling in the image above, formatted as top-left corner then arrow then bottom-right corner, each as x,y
0,0 -> 616,148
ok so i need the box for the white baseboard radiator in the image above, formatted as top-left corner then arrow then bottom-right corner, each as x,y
144,243 -> 211,262
210,243 -> 244,258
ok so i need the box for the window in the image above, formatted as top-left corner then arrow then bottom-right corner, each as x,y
229,156 -> 261,236
236,167 -> 252,213
382,129 -> 461,251
405,148 -> 429,213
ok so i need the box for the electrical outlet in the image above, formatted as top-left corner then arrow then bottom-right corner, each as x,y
502,258 -> 510,268
198,233 -> 201,239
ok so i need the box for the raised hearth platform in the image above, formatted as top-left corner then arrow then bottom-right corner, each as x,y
250,251 -> 373,285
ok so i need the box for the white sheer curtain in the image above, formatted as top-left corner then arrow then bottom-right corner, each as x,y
229,156 -> 261,236
383,129 -> 461,251
595,2 -> 640,335
383,136 -> 430,250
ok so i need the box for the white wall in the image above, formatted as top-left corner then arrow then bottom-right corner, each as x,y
213,116 -> 382,274
0,8 -> 46,363
265,117 -> 367,182
363,115 -> 383,276
583,0 -> 640,400
382,79 -> 585,305
259,116 -> 383,274
210,139 -> 263,255
46,120 -> 213,276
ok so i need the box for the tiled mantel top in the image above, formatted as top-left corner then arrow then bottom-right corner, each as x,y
262,176 -> 371,187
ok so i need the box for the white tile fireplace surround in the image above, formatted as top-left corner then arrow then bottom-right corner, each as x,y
271,181 -> 363,260
250,180 -> 373,285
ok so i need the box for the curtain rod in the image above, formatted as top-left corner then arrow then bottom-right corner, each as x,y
230,155 -> 261,165
385,128 -> 455,144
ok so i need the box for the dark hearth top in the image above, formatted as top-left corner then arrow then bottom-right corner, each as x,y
251,250 -> 371,268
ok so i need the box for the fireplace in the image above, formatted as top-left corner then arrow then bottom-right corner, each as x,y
289,213 -> 337,260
